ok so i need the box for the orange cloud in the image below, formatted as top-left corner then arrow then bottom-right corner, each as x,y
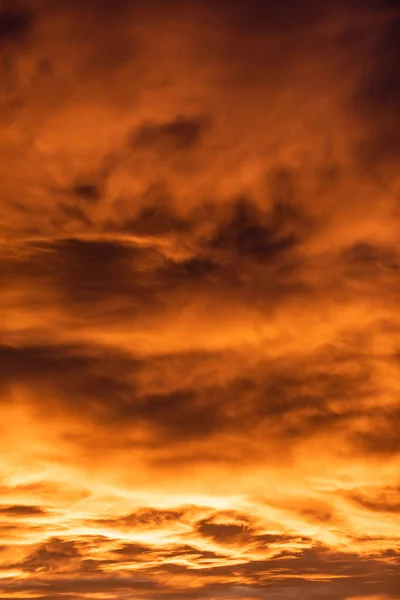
0,0 -> 399,598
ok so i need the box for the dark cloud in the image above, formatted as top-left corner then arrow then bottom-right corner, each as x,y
196,519 -> 254,545
130,390 -> 222,440
136,543 -> 400,600
19,538 -> 86,574
200,0 -> 327,35
1,527 -> 400,599
347,488 -> 400,514
0,343 -> 130,390
112,541 -> 227,565
101,507 -> 187,529
0,573 -> 158,596
352,8 -> 400,167
71,182 -> 101,203
353,413 -> 400,455
112,542 -> 157,559
0,334 -> 389,459
111,184 -> 190,236
1,239 -> 163,312
0,5 -> 33,43
0,505 -> 46,517
344,243 -> 399,275
210,197 -> 309,264
0,206 -> 311,331
132,115 -> 209,152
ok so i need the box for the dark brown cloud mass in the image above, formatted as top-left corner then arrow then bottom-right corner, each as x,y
0,0 -> 400,598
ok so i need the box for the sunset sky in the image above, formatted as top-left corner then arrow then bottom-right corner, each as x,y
0,0 -> 400,598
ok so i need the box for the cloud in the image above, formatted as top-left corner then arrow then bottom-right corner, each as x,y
132,115 -> 209,152
351,7 -> 400,170
0,505 -> 47,517
196,519 -> 255,546
2,524 -> 399,600
1,0 -> 400,598
0,5 -> 33,43
347,488 -> 400,514
19,538 -> 87,574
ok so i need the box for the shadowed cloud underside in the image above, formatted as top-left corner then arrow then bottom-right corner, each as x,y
0,0 -> 400,598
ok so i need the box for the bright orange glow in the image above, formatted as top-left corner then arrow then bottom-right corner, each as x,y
0,1 -> 399,599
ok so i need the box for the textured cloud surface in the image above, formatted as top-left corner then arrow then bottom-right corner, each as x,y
1,0 -> 400,598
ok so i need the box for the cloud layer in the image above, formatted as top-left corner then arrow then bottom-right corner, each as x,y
0,0 -> 399,598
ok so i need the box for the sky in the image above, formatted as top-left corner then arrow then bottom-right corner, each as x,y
0,0 -> 400,598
